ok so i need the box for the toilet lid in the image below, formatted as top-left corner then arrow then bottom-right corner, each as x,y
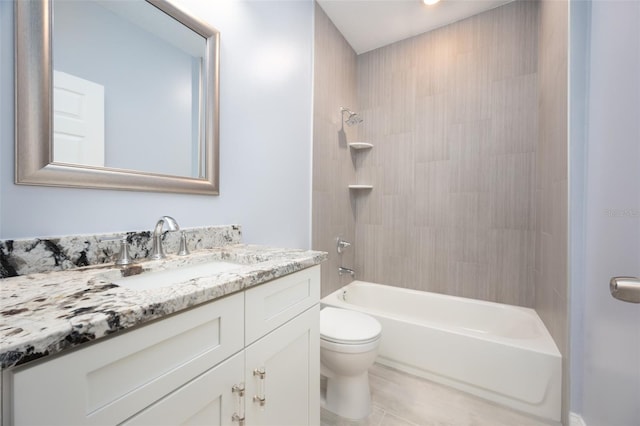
320,307 -> 381,344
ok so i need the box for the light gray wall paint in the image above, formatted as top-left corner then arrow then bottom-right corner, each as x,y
0,0 -> 314,249
0,0 -> 5,239
569,0 -> 591,415
581,1 -> 640,424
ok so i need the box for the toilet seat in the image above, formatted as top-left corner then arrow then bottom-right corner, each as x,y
320,337 -> 380,354
320,307 -> 381,345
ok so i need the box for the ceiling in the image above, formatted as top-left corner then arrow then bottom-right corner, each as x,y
316,0 -> 514,54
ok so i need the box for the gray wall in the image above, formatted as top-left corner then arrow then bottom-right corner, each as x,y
536,0 -> 569,422
580,1 -> 640,424
0,0 -> 5,239
312,4 -> 358,297
569,0 -> 590,416
1,0 -> 313,249
353,1 -> 539,307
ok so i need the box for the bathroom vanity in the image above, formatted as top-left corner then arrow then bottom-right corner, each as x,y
0,239 -> 326,426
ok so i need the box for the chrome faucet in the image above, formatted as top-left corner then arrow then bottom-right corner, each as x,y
336,237 -> 351,254
338,267 -> 355,277
149,216 -> 179,260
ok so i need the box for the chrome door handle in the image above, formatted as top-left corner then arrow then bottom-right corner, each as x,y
610,277 -> 640,303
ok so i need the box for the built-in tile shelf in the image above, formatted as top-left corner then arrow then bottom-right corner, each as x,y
348,142 -> 373,150
349,144 -> 373,191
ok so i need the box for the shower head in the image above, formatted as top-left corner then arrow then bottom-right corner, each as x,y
340,107 -> 363,126
346,113 -> 363,126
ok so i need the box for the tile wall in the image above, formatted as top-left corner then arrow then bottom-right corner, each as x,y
354,1 -> 540,307
536,0 -> 569,421
312,4 -> 359,297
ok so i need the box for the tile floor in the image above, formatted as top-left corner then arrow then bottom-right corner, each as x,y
321,363 -> 561,426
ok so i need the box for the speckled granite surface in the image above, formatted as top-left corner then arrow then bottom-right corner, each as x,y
0,244 -> 327,369
0,225 -> 242,278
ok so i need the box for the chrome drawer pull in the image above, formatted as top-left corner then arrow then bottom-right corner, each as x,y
253,368 -> 266,407
232,383 -> 245,425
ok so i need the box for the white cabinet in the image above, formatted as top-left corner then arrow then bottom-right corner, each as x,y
122,352 -> 244,426
244,266 -> 320,426
8,292 -> 245,426
245,306 -> 319,426
3,265 -> 320,426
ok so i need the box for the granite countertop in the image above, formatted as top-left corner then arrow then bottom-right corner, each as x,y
0,244 -> 327,369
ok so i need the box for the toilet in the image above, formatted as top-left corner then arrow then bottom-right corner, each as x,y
320,307 -> 382,420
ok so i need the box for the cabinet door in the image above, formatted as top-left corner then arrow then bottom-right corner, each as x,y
245,306 -> 319,426
9,293 -> 244,425
122,351 -> 244,426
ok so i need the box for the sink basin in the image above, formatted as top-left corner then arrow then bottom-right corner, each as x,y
110,260 -> 243,291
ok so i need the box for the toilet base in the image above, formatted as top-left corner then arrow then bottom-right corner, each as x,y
323,372 -> 372,420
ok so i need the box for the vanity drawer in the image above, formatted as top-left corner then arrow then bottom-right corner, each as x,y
9,292 -> 244,426
245,265 -> 320,345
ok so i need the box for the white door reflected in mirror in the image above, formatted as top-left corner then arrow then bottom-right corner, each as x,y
53,71 -> 105,167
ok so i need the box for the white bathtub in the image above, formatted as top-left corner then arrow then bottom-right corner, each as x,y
322,281 -> 561,422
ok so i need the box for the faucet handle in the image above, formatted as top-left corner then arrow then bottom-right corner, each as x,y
177,231 -> 191,256
337,237 -> 351,254
100,235 -> 135,266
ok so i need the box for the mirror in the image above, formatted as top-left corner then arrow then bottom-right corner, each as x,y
15,0 -> 220,195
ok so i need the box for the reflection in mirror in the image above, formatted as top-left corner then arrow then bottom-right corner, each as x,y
52,0 -> 206,177
15,0 -> 220,194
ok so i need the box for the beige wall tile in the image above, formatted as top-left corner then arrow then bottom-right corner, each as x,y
490,73 -> 539,156
414,95 -> 449,162
488,152 -> 536,231
415,230 -> 449,293
535,1 -> 568,355
413,161 -> 452,229
536,0 -> 569,420
312,4 -> 358,297
349,1 -> 541,307
448,120 -> 492,193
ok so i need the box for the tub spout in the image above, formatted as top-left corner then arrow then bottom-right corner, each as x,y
338,267 -> 355,277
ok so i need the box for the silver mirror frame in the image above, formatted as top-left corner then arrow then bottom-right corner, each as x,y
15,0 -> 220,195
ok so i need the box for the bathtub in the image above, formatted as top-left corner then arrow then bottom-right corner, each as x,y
322,281 -> 561,422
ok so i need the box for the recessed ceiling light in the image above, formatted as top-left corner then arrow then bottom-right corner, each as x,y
423,0 -> 440,5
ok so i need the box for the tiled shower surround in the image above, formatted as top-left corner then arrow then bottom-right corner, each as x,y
0,225 -> 241,278
354,1 -> 540,307
313,1 -> 568,418
313,2 -> 358,298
